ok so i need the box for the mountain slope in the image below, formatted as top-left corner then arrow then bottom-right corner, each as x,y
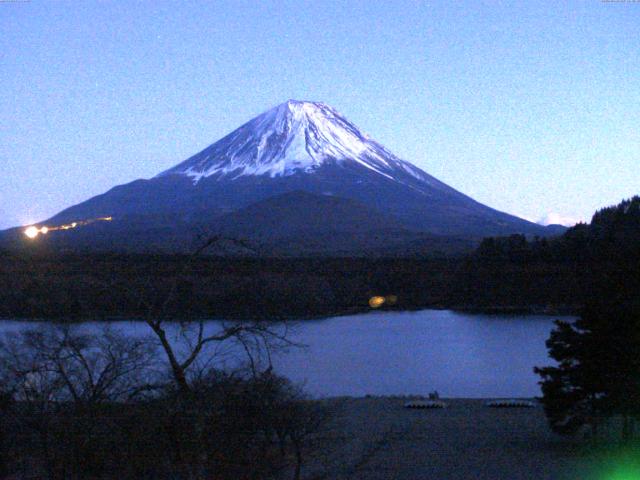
2,100 -> 558,253
213,190 -> 407,236
0,192 -> 473,256
207,191 -> 473,255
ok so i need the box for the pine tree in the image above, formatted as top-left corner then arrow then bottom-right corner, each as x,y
535,288 -> 640,440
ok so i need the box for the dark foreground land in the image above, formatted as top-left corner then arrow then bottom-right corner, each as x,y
308,397 -> 624,480
4,395 -> 623,479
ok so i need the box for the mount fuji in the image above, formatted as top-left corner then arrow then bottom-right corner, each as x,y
2,100 -> 558,254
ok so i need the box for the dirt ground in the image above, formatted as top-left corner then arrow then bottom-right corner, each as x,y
302,397 -> 605,480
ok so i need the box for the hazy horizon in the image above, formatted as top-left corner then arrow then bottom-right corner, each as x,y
2,1 -> 639,229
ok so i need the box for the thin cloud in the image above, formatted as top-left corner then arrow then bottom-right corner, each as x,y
537,213 -> 582,227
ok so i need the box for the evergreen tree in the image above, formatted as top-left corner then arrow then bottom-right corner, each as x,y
535,283 -> 640,440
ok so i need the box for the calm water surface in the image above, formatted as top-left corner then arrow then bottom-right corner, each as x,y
0,310 -> 572,398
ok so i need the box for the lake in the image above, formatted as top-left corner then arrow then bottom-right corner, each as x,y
0,310 -> 572,398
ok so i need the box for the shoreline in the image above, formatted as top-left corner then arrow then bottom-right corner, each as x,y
305,396 -> 600,479
0,303 -> 579,323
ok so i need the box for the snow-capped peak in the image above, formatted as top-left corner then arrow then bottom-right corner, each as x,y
157,100 -> 433,186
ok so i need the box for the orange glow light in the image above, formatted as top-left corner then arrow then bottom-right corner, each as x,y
369,296 -> 386,308
24,226 -> 39,239
23,216 -> 114,239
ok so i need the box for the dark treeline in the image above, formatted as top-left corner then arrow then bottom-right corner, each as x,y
1,196 -> 638,321
478,196 -> 640,264
475,196 -> 640,301
0,253 -> 581,320
533,197 -> 640,441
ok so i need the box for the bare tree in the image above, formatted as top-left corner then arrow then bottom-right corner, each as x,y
0,324 -> 158,479
0,239 -> 323,479
131,235 -> 297,393
0,325 -> 157,405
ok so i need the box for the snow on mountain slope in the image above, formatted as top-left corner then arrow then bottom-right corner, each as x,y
157,100 -> 435,190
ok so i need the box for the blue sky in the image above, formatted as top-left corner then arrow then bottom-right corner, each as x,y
1,0 -> 638,229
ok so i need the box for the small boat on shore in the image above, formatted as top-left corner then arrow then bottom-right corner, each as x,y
404,400 -> 447,409
485,399 -> 535,408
